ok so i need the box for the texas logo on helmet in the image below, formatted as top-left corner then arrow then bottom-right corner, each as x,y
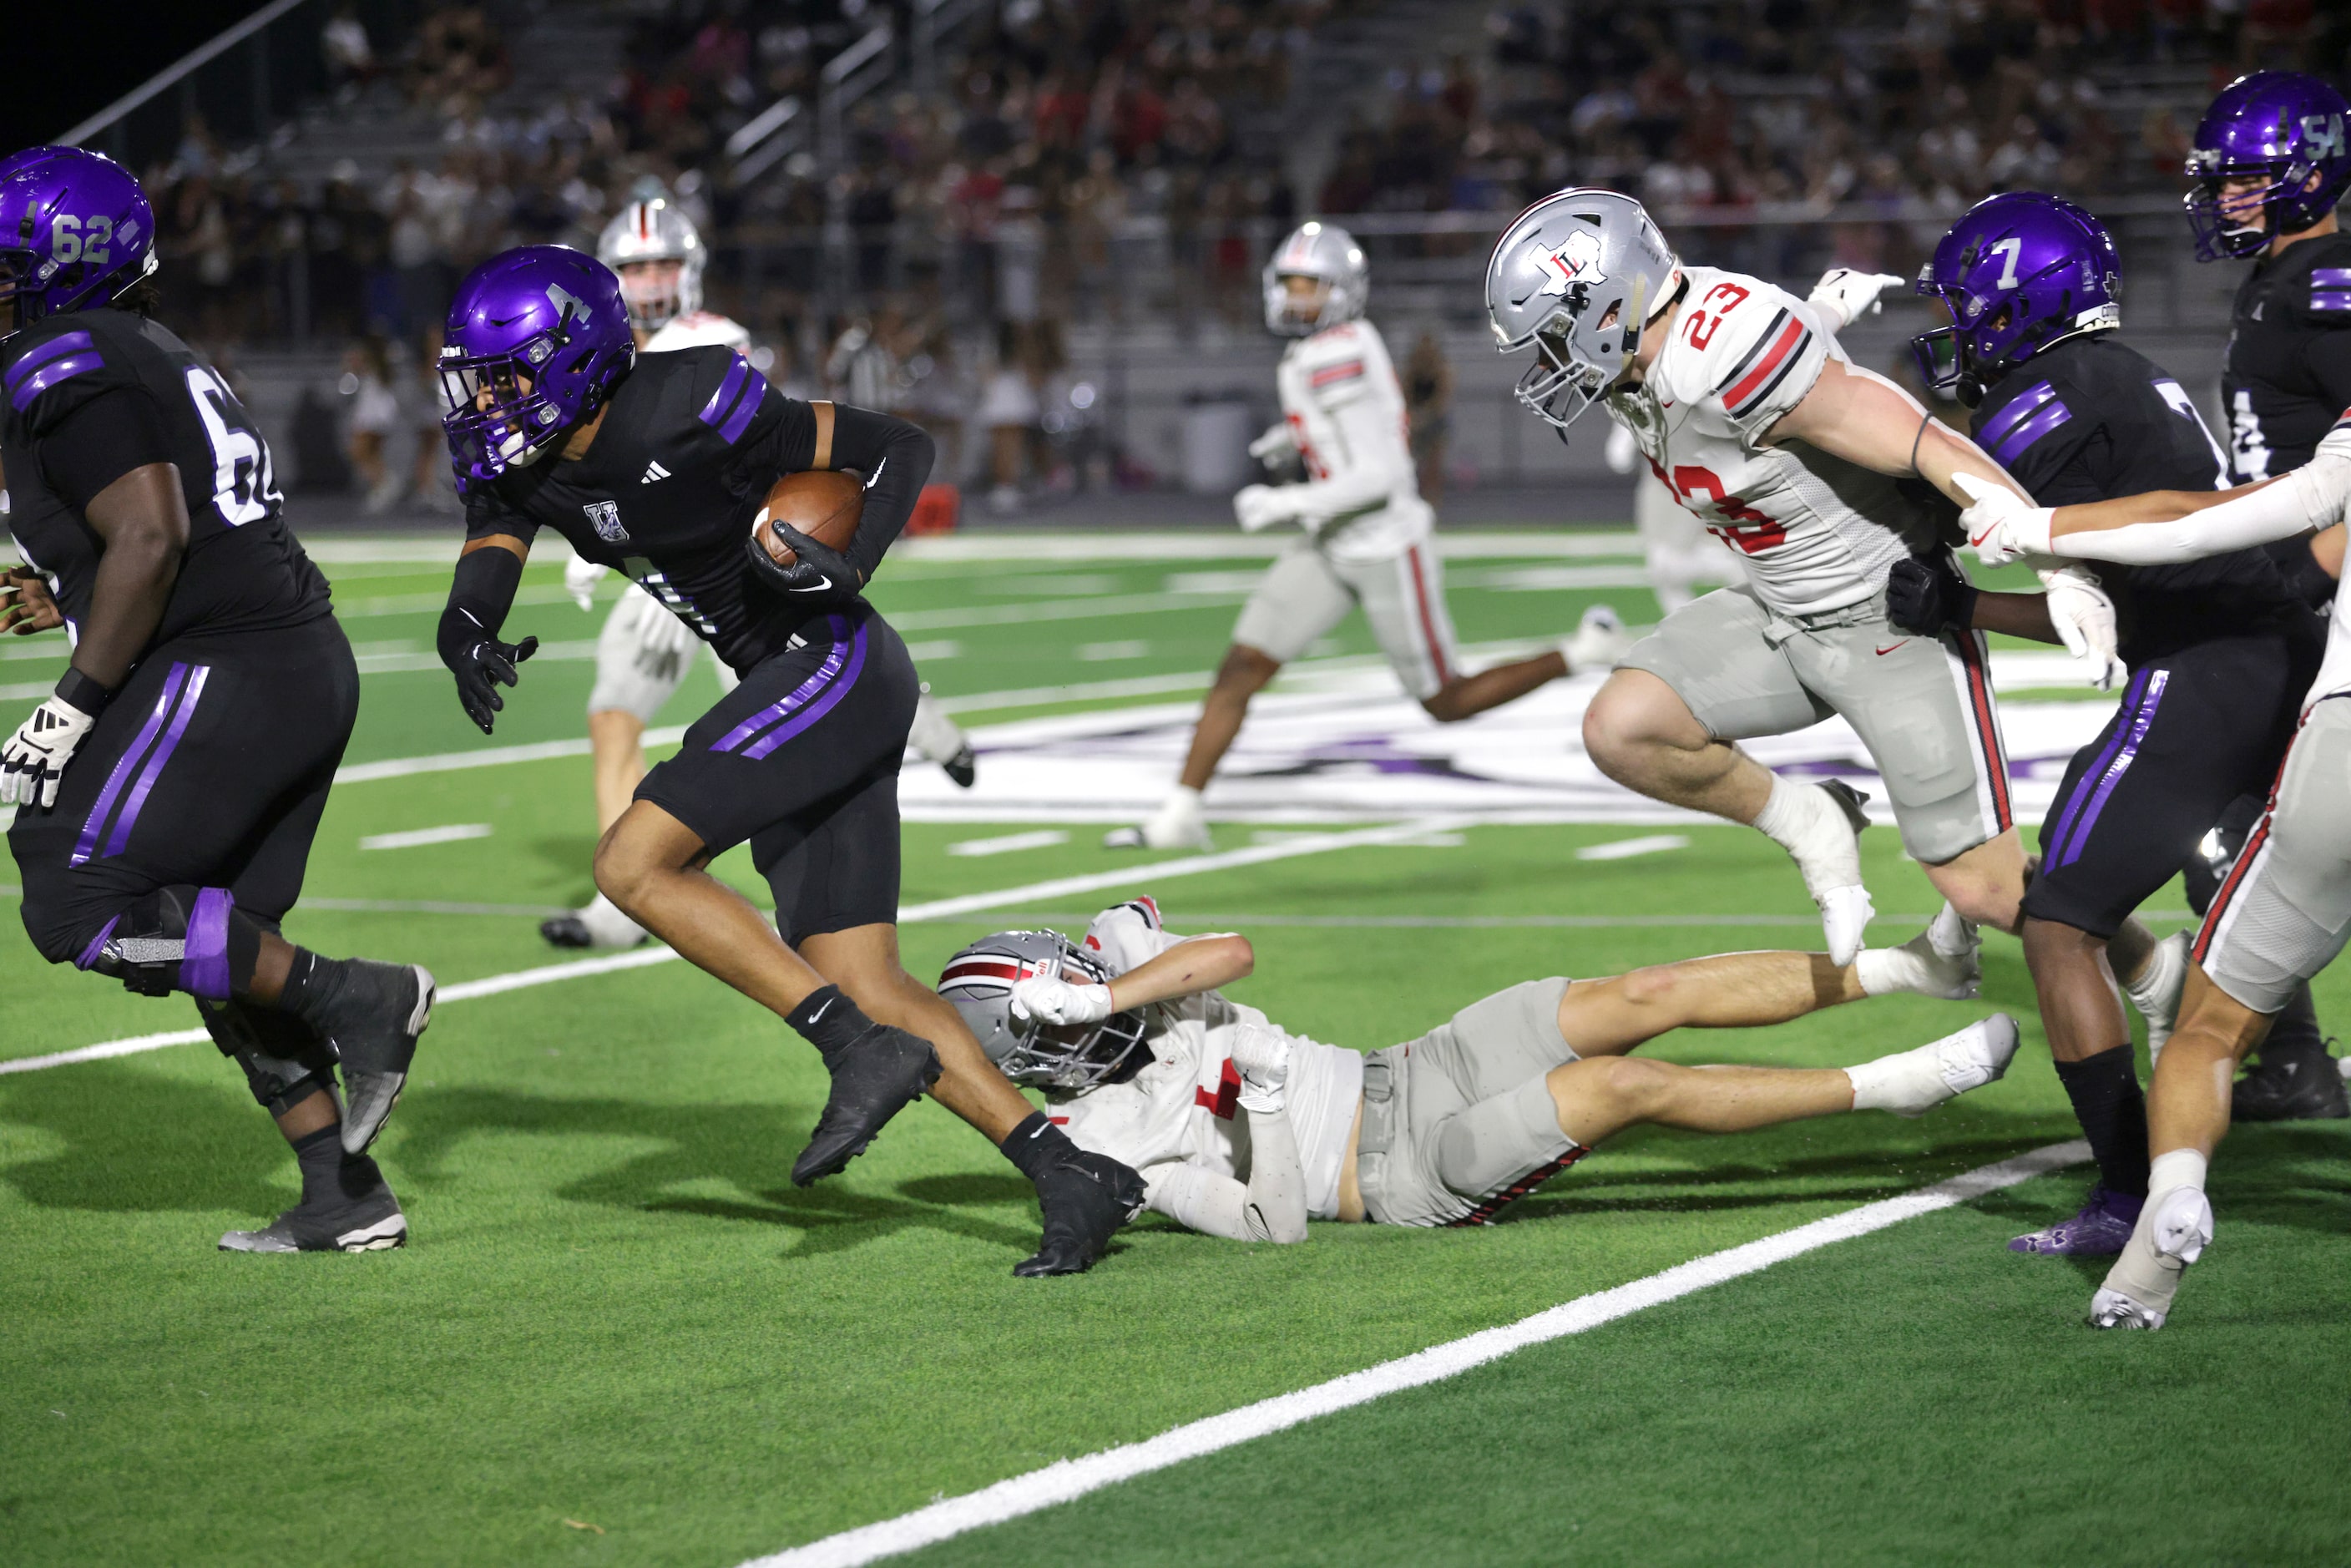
1534,230 -> 1605,296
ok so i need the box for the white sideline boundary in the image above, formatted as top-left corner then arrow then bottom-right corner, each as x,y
743,1140 -> 2089,1568
0,817 -> 1462,1078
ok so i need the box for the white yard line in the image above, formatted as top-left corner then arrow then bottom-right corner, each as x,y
741,1141 -> 2089,1568
1576,834 -> 1691,862
0,818 -> 1461,1077
358,823 -> 493,851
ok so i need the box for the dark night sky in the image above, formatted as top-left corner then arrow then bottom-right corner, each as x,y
4,0 -> 265,152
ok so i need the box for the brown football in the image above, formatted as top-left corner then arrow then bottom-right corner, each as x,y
752,469 -> 863,566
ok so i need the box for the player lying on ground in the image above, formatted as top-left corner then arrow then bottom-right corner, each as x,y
1486,188 -> 2128,969
544,195 -> 977,951
434,245 -> 1142,1275
1109,221 -> 1628,852
1956,410 -> 2351,1328
0,149 -> 430,1253
1892,191 -> 2318,1255
938,898 -> 2012,1238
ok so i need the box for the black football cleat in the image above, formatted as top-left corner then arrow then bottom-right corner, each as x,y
2232,1042 -> 2349,1122
220,1181 -> 407,1253
313,962 -> 435,1155
539,913 -> 594,948
790,1024 -> 943,1186
942,742 -> 978,790
1014,1150 -> 1148,1277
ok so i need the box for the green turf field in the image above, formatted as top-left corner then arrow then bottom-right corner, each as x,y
3,535 -> 2347,1567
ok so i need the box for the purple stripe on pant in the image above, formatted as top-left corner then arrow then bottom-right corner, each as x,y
2041,667 -> 2150,864
72,662 -> 190,867
741,620 -> 869,758
711,617 -> 859,755
104,665 -> 210,859
75,916 -> 120,971
180,888 -> 237,1000
2052,668 -> 2169,870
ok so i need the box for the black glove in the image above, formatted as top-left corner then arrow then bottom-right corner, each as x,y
745,524 -> 863,609
437,605 -> 538,734
1885,555 -> 1978,637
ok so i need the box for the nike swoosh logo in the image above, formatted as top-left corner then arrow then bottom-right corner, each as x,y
1969,524 -> 2004,547
808,998 -> 833,1024
1875,640 -> 1910,656
789,576 -> 835,594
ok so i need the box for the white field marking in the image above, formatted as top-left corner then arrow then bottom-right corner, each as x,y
741,1140 -> 2091,1568
357,823 -> 494,851
1576,833 -> 1691,862
1074,640 -> 1151,661
886,589 -> 1248,633
300,897 -> 571,917
0,680 -> 53,701
947,830 -> 1070,857
906,910 -> 1961,929
901,640 -> 963,662
884,529 -> 1646,564
3,639 -> 73,661
3,818 -> 1460,1077
1250,829 -> 1462,848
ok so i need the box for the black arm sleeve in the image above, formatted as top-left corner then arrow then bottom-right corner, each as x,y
827,403 -> 937,583
42,386 -> 175,510
435,544 -> 525,666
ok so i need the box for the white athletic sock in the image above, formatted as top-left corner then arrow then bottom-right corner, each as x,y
2147,1148 -> 2208,1208
1752,774 -> 1830,861
2096,1149 -> 2212,1326
578,892 -> 646,947
1846,1036 -> 1959,1116
1161,784 -> 1204,815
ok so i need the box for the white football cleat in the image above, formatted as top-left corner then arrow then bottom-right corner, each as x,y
1562,603 -> 1634,672
1776,780 -> 1874,965
2089,1185 -> 2213,1330
1850,1014 -> 2020,1118
1103,791 -> 1213,852
2124,931 -> 2188,1065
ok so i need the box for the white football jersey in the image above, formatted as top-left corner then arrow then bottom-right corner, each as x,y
1605,266 -> 1944,616
1275,318 -> 1434,565
645,311 -> 751,353
1054,901 -> 1364,1221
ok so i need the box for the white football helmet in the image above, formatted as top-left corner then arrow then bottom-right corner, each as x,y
595,198 -> 708,333
1263,220 -> 1368,336
938,930 -> 1150,1092
1485,188 -> 1678,442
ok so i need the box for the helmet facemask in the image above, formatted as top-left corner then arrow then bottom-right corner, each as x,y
938,932 -> 1152,1093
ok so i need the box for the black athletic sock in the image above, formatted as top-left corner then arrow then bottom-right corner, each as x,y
786,984 -> 877,1066
999,1110 -> 1078,1180
2053,1045 -> 2150,1198
276,949 -> 351,1026
2257,982 -> 2328,1065
291,1124 -> 389,1209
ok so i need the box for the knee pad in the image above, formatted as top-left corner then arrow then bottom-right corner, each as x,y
78,886 -> 239,998
198,997 -> 338,1116
1434,1073 -> 1578,1205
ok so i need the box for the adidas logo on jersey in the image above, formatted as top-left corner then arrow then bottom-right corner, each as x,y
641,461 -> 671,483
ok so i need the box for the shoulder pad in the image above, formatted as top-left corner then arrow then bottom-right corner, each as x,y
4,317 -> 124,428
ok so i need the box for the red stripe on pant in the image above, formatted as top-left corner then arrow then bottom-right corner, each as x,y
2195,812 -> 2272,965
1445,1144 -> 1593,1227
1957,632 -> 2012,830
1404,545 -> 1451,685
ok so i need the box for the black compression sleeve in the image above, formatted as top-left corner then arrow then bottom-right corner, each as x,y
435,545 -> 524,665
827,403 -> 937,583
43,386 -> 175,510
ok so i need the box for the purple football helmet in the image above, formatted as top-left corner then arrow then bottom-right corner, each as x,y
1913,191 -> 2121,407
2184,72 -> 2351,261
0,148 -> 157,339
439,245 -> 635,482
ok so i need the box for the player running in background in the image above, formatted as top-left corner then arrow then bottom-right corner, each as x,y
1109,221 -> 1630,852
433,245 -> 1142,1275
938,898 -> 2009,1240
1,150 -> 430,1254
1486,187 -> 2122,966
544,195 -> 974,951
1895,193 -> 2317,1253
2168,70 -> 2351,1120
1954,414 -> 2351,1328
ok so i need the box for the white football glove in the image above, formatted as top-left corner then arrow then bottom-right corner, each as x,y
1233,483 -> 1297,534
1807,268 -> 1907,331
2040,564 -> 2126,690
564,554 -> 610,611
0,694 -> 98,810
1247,423 -> 1297,463
1953,472 -> 2054,567
1010,974 -> 1115,1028
631,597 -> 700,675
1229,1022 -> 1292,1115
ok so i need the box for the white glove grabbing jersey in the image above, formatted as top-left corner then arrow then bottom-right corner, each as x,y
0,693 -> 97,808
1608,266 -> 1946,615
1805,268 -> 1907,331
1251,318 -> 1433,564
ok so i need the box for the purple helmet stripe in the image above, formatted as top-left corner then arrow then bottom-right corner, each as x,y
103,664 -> 210,859
1975,380 -> 2056,453
741,620 -> 867,758
179,888 -> 237,1001
9,352 -> 104,412
718,369 -> 769,444
1990,394 -> 2073,468
2053,670 -> 2168,869
72,662 -> 190,867
3,329 -> 94,394
699,357 -> 751,430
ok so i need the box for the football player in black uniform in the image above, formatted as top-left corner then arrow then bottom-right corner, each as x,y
433,245 -> 1143,1276
1,150 -> 432,1253
2175,69 -> 2351,1120
1897,194 -> 2326,1252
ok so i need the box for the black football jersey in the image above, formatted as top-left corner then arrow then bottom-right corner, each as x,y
1973,334 -> 2309,667
1,308 -> 331,650
2220,229 -> 2351,483
463,346 -> 833,673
